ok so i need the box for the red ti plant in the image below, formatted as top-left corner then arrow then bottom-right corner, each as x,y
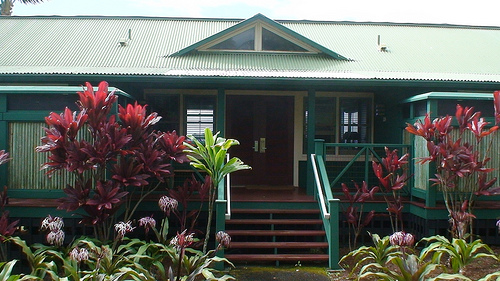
168,175 -> 210,233
341,181 -> 378,250
36,81 -> 188,241
372,147 -> 410,232
0,151 -> 19,261
405,91 -> 500,239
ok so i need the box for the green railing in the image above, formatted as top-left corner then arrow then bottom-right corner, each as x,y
312,140 -> 412,269
310,150 -> 340,269
215,154 -> 231,265
320,141 -> 412,194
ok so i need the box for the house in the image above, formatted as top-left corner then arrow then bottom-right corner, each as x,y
1,13 -> 500,267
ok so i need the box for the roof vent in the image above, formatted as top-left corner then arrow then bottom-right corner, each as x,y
377,35 -> 388,52
119,29 -> 132,47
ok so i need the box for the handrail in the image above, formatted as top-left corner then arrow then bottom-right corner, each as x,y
311,154 -> 330,219
322,143 -> 411,192
225,153 -> 231,220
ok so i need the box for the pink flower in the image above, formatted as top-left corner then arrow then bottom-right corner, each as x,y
158,196 -> 178,216
389,231 -> 415,247
114,221 -> 134,240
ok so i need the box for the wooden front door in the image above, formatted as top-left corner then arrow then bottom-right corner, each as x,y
226,95 -> 294,186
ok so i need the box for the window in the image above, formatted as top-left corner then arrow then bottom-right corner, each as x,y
261,28 -> 307,52
339,98 -> 371,144
185,95 -> 216,141
303,96 -> 372,155
209,28 -> 255,50
148,94 -> 180,133
145,94 -> 216,140
203,22 -> 316,53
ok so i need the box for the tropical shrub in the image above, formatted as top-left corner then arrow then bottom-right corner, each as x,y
36,81 -> 188,241
184,128 -> 251,252
0,151 -> 19,262
419,235 -> 498,274
343,232 -> 500,281
339,232 -> 399,276
341,181 -> 377,250
406,91 -> 500,238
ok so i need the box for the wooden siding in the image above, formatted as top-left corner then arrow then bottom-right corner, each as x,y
8,122 -> 76,190
413,135 -> 429,191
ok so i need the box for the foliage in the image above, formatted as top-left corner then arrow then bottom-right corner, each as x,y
36,81 -> 188,241
419,235 -> 498,274
339,233 -> 399,276
357,253 -> 444,281
405,91 -> 500,238
0,260 -> 20,281
0,151 -> 19,262
372,147 -> 410,232
341,181 -> 377,250
343,232 -> 500,281
184,128 -> 251,252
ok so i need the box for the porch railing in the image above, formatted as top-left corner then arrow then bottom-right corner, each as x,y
215,154 -> 231,263
318,141 -> 412,194
312,139 -> 412,269
311,152 -> 340,269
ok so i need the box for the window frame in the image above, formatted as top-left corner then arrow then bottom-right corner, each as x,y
302,92 -> 374,156
199,21 -> 320,54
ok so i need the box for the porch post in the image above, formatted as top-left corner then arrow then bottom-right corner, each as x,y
0,94 -> 7,188
306,89 -> 316,196
216,88 -> 225,137
426,99 -> 439,207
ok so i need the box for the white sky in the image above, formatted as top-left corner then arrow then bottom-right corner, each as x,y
11,0 -> 500,27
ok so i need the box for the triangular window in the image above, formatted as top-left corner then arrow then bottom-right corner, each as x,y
202,22 -> 317,53
208,27 -> 255,50
171,14 -> 349,60
261,28 -> 307,52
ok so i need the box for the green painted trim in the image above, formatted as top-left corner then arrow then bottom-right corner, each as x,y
215,199 -> 226,270
411,187 -> 426,199
8,189 -> 65,199
216,88 -> 225,136
402,92 -> 495,103
306,90 -> 316,196
3,111 -> 52,121
0,121 -> 7,188
170,13 -> 349,60
0,94 -> 6,113
328,198 -> 340,269
0,86 -> 132,99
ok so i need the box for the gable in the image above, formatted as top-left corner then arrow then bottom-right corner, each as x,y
170,14 -> 350,60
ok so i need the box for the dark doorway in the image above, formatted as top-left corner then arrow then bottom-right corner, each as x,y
226,95 -> 294,186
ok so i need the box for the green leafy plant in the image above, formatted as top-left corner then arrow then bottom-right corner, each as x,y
0,260 -> 20,281
357,253 -> 444,281
184,128 -> 250,252
419,235 -> 498,274
339,233 -> 399,276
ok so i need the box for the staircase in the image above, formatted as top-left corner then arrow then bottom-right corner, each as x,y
224,208 -> 329,265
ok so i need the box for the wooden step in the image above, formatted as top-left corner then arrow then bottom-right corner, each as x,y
231,208 -> 320,214
226,230 -> 326,236
225,254 -> 329,262
230,242 -> 328,249
226,219 -> 323,225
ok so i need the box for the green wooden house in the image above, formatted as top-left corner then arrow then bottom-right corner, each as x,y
1,13 -> 500,268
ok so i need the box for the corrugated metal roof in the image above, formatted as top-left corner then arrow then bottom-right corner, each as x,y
1,16 -> 500,82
